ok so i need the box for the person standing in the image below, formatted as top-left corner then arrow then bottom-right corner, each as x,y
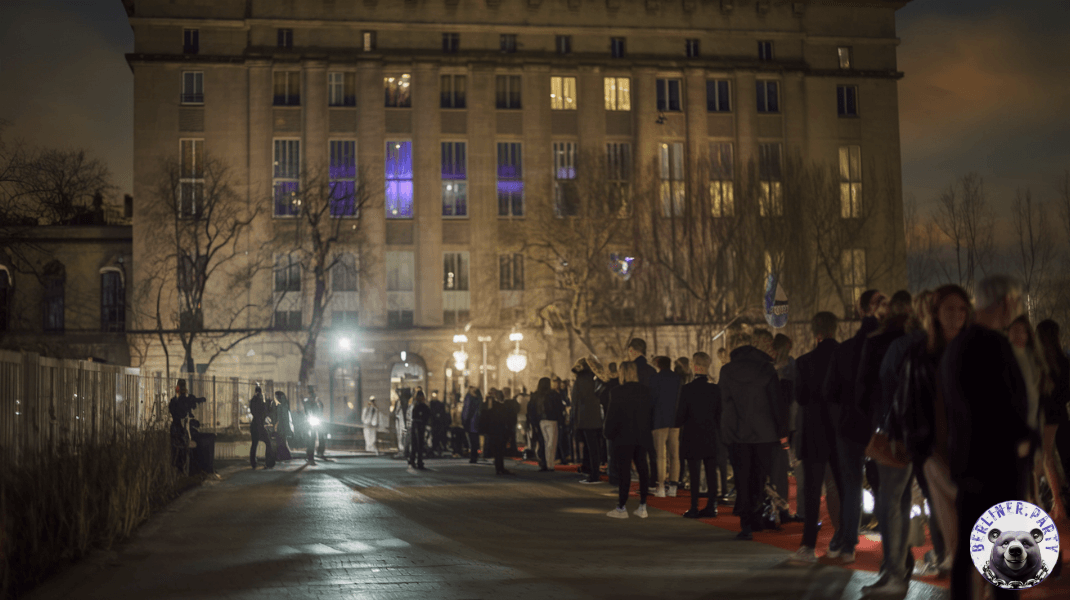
485,390 -> 513,475
249,385 -> 276,469
1036,319 -> 1069,521
502,387 -> 522,458
941,275 -> 1033,600
526,383 -> 548,469
649,356 -> 682,497
626,338 -> 657,386
572,358 -> 603,484
460,387 -> 483,463
409,391 -> 430,470
719,332 -> 782,540
169,379 -> 197,470
769,332 -> 800,523
428,392 -> 448,457
604,361 -> 654,519
273,391 -> 293,462
675,352 -> 721,518
449,393 -> 467,458
597,362 -> 621,485
536,378 -> 565,469
362,396 -> 380,455
303,386 -> 328,464
791,312 -> 841,562
822,289 -> 886,562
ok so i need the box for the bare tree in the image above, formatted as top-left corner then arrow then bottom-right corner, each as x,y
1012,187 -> 1057,321
271,163 -> 375,387
904,193 -> 941,292
932,173 -> 995,292
137,153 -> 269,374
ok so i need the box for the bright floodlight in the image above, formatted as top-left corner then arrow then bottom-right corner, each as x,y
507,351 -> 527,373
453,334 -> 468,344
308,416 -> 322,428
509,332 -> 523,342
453,349 -> 468,371
338,337 -> 352,351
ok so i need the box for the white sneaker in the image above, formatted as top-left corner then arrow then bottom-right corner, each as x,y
790,546 -> 817,563
607,507 -> 629,519
654,484 -> 666,498
635,503 -> 649,519
667,484 -> 678,497
864,578 -> 907,598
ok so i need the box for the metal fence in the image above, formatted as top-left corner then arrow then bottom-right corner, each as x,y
0,350 -> 298,465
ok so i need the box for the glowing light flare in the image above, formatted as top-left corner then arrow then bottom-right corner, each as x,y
506,351 -> 527,373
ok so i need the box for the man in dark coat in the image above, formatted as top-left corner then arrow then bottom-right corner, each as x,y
604,361 -> 655,518
539,379 -> 566,469
940,276 -> 1033,600
502,387 -> 522,457
428,391 -> 448,457
461,387 -> 483,464
821,288 -> 885,561
572,358 -> 603,484
719,332 -> 783,540
675,351 -> 721,518
485,391 -> 514,475
792,312 -> 841,562
626,338 -> 657,387
249,385 -> 276,470
597,364 -> 621,485
303,386 -> 329,464
409,391 -> 431,470
526,384 -> 548,469
649,356 -> 682,497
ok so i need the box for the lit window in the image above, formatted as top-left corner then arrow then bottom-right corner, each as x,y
656,79 -> 682,112
386,251 -> 414,327
501,34 -> 517,53
706,79 -> 730,112
837,85 -> 858,117
610,37 -> 626,58
556,35 -> 572,55
497,143 -> 523,217
685,39 -> 700,58
442,142 -> 467,217
756,80 -> 779,113
183,28 -> 199,54
838,46 -> 852,70
384,74 -> 411,108
441,74 -> 467,108
179,139 -> 204,218
499,254 -> 524,291
277,29 -> 293,49
385,141 -> 413,219
329,140 -> 358,217
659,142 -> 685,217
550,76 -> 577,110
839,145 -> 862,218
328,72 -> 356,107
362,31 -> 376,52
181,72 -> 203,104
443,32 -> 460,53
606,142 -> 632,217
604,77 -> 631,111
709,142 -> 734,217
273,71 -> 301,106
758,40 -> 773,61
496,75 -> 522,109
443,252 -> 470,326
273,139 -> 300,217
758,143 -> 783,217
842,249 -> 867,307
553,142 -> 579,217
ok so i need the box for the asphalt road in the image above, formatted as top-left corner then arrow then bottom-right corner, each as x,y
28,456 -> 949,600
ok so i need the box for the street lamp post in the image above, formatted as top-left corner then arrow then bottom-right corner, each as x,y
477,335 -> 492,393
452,334 -> 469,391
506,332 -> 527,392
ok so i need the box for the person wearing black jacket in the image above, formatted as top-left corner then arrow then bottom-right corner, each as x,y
791,312 -> 841,562
484,390 -> 514,475
604,361 -> 654,519
428,392 -> 448,457
526,383 -> 549,469
249,385 -> 276,469
461,387 -> 483,464
626,338 -> 657,387
572,358 -> 604,484
1036,319 -> 1069,521
303,386 -> 329,464
409,390 -> 430,470
821,289 -> 885,561
537,379 -> 566,469
597,363 -> 621,485
675,352 -> 721,518
719,333 -> 783,540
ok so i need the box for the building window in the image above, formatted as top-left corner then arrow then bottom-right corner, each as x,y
177,253 -> 205,331
838,46 -> 852,69
500,34 -> 517,53
183,28 -> 199,54
604,77 -> 631,111
556,35 -> 572,55
273,71 -> 301,106
328,72 -> 356,107
274,254 -> 301,293
842,249 -> 867,307
610,37 -> 626,58
550,76 -> 577,110
329,140 -> 358,217
100,270 -> 125,332
332,253 -> 359,292
43,269 -> 64,333
443,32 -> 460,53
709,142 -> 734,217
333,311 -> 359,328
273,139 -> 300,217
441,74 -> 467,109
386,251 -> 414,328
496,75 -> 522,109
385,141 -> 413,219
756,80 -> 779,113
839,145 -> 862,218
277,28 -> 293,49
179,139 -> 204,219
442,142 -> 467,217
553,141 -> 579,217
656,78 -> 682,112
685,38 -> 700,58
443,252 -> 470,326
706,79 -> 730,112
758,40 -> 773,61
659,142 -> 685,218
181,72 -> 203,104
0,267 -> 10,331
606,142 -> 632,217
497,142 -> 523,217
273,311 -> 301,330
758,143 -> 783,217
362,31 -> 376,52
384,74 -> 411,108
837,85 -> 858,117
499,254 -> 524,290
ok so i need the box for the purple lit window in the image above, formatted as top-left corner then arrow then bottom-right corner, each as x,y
385,141 -> 413,219
273,139 -> 300,216
329,140 -> 357,217
497,143 -> 523,217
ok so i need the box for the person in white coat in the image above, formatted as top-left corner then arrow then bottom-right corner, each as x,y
362,397 -> 380,455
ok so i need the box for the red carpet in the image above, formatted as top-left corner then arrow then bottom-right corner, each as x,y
526,459 -> 1070,596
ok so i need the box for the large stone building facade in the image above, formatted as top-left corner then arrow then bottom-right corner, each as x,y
122,0 -> 911,421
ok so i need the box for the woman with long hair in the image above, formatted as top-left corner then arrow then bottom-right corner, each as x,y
604,361 -> 654,518
1035,319 -> 1069,520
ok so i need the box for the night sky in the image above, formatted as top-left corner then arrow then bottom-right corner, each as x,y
1,0 -> 1067,236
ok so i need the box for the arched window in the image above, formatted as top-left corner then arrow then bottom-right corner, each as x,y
100,267 -> 125,332
0,265 -> 11,331
42,261 -> 65,332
